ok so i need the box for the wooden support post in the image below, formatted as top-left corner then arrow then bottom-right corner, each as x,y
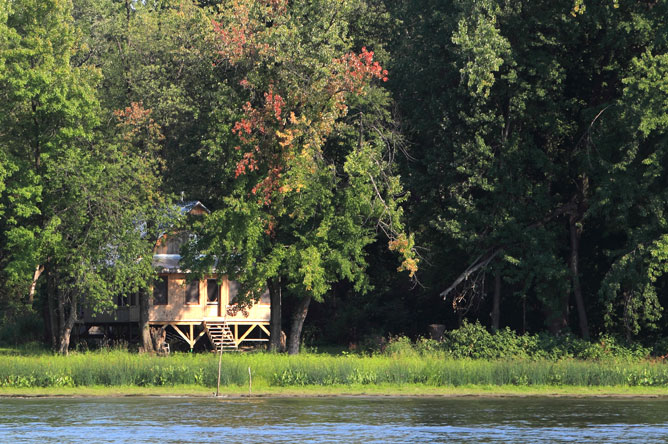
237,323 -> 258,345
169,323 -> 191,346
189,324 -> 194,350
195,329 -> 207,343
216,346 -> 222,397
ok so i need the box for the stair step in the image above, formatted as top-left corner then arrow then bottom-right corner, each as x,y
204,321 -> 238,352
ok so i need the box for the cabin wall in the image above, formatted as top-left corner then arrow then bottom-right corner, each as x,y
82,306 -> 140,324
81,275 -> 270,324
148,274 -> 270,323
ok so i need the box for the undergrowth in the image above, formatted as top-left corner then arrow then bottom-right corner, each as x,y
1,350 -> 667,389
1,322 -> 666,390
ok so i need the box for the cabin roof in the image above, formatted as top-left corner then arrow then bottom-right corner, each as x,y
153,201 -> 210,273
152,254 -> 181,272
178,200 -> 210,215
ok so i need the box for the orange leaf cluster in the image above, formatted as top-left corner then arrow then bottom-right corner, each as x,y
334,47 -> 388,94
113,101 -> 163,143
211,18 -> 249,64
211,0 -> 286,66
264,87 -> 285,121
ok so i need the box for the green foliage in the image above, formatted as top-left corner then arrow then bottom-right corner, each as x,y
381,322 -> 651,362
0,0 -> 165,353
0,312 -> 43,346
595,49 -> 668,338
386,0 -> 668,339
5,0 -> 668,351
176,0 -> 416,354
1,350 -> 668,389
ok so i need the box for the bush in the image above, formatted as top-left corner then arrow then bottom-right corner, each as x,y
379,321 -> 653,362
384,335 -> 417,357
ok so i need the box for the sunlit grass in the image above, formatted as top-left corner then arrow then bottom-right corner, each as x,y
1,350 -> 668,391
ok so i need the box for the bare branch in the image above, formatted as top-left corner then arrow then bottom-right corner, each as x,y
440,248 -> 500,300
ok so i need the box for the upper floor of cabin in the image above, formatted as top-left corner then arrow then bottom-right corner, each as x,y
82,201 -> 270,325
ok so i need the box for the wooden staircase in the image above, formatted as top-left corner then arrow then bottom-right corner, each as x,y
203,321 -> 238,352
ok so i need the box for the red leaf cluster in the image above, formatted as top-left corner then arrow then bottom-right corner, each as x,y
264,87 -> 285,121
334,47 -> 388,94
113,101 -> 163,143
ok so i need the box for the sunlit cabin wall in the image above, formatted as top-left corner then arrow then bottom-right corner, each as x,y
81,276 -> 270,324
148,274 -> 270,323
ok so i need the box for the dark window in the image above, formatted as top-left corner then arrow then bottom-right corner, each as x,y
153,276 -> 168,305
229,280 -> 240,304
129,292 -> 138,307
155,232 -> 188,255
259,288 -> 270,305
186,281 -> 199,304
207,279 -> 219,304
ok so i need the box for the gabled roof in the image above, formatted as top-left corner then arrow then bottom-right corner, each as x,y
153,200 -> 210,273
152,254 -> 182,272
178,201 -> 210,215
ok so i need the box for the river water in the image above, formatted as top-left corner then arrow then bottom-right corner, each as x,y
1,396 -> 667,443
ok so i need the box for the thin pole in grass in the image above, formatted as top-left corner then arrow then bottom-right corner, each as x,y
248,366 -> 252,397
216,345 -> 222,397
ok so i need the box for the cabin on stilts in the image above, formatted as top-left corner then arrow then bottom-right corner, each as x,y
80,201 -> 270,352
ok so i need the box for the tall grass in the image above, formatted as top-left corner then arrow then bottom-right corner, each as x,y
1,351 -> 668,389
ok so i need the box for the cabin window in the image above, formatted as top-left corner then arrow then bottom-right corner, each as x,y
155,232 -> 189,255
259,288 -> 270,305
227,281 -> 270,305
207,279 -> 219,304
229,280 -> 240,304
153,276 -> 168,305
185,281 -> 199,305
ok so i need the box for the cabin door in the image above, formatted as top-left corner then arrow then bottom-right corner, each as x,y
207,279 -> 222,318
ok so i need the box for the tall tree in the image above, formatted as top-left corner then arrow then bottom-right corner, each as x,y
0,0 -> 163,353
387,0 -> 668,338
596,49 -> 668,339
183,0 -> 416,353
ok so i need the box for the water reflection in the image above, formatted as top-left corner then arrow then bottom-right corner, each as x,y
1,397 -> 667,443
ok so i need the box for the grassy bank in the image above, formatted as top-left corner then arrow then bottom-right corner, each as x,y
3,383 -> 668,398
2,350 -> 668,396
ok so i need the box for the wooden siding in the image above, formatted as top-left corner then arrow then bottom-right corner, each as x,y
82,275 -> 270,324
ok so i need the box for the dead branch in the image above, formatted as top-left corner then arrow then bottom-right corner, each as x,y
440,248 -> 500,300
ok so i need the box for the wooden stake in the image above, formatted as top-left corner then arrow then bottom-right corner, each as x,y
216,345 -> 222,397
248,366 -> 252,397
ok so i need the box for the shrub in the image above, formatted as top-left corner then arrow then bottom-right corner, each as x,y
380,321 -> 653,362
384,335 -> 417,357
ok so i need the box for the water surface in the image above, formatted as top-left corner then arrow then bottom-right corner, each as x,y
1,396 -> 667,443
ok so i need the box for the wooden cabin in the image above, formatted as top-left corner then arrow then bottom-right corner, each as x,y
81,201 -> 270,351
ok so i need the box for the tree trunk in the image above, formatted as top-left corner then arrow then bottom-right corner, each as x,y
47,271 -> 58,349
268,278 -> 282,352
491,270 -> 501,331
139,289 -> 154,352
150,326 -> 167,353
287,295 -> 311,355
546,288 -> 570,335
57,293 -> 77,355
28,264 -> 43,305
569,216 -> 590,340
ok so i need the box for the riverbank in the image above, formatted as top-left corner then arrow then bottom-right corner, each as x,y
2,383 -> 668,398
2,350 -> 668,397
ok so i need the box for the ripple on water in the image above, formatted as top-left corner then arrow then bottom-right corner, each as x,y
1,397 -> 667,443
